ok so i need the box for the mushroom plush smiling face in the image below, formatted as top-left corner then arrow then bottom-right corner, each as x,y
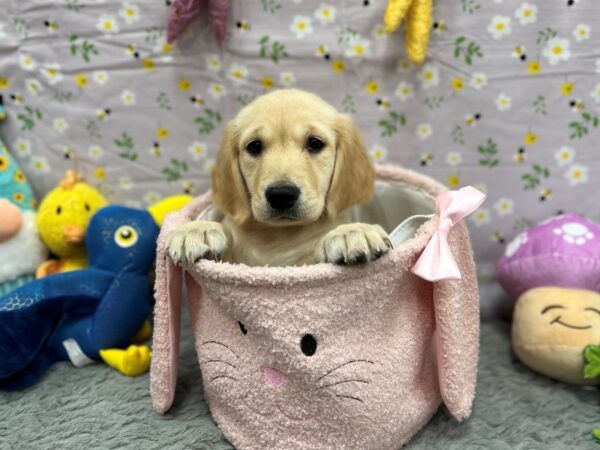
497,213 -> 600,385
513,287 -> 600,385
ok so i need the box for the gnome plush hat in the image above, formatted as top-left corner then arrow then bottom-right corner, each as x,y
166,0 -> 229,45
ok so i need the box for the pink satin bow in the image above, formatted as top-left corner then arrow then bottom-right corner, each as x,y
411,186 -> 486,282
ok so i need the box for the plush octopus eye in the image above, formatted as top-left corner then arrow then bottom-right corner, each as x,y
114,225 -> 138,248
300,334 -> 317,356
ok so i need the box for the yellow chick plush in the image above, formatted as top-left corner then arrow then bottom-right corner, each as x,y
36,170 -> 108,278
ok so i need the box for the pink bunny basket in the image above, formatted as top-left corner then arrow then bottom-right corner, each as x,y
151,165 -> 483,450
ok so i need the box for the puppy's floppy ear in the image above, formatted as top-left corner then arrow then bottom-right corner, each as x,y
327,114 -> 376,217
211,121 -> 252,225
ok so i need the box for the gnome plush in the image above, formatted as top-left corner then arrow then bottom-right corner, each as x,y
0,97 -> 47,295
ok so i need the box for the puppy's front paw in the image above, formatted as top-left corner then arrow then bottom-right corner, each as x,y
314,223 -> 392,265
165,221 -> 227,266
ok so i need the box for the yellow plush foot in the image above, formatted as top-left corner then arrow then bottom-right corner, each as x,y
99,345 -> 152,377
132,319 -> 153,343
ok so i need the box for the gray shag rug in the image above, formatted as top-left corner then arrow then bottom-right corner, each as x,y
1,317 -> 598,450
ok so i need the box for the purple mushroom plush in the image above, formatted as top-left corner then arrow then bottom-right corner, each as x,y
497,213 -> 600,385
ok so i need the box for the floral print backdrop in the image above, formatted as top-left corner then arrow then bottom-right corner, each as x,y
0,0 -> 599,317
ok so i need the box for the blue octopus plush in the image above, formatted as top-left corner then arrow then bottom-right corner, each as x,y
0,200 -> 185,390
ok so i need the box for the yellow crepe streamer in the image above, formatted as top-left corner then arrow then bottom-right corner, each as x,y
384,0 -> 432,64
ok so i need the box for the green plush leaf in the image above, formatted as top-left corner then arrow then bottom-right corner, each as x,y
591,428 -> 600,443
583,345 -> 600,379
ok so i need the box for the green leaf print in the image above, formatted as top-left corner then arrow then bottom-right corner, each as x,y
162,159 -> 189,182
337,27 -> 358,44
156,92 -> 172,111
536,27 -> 558,45
521,164 -> 550,190
451,125 -> 465,145
532,95 -> 547,115
460,0 -> 481,13
423,96 -> 445,110
477,138 -> 499,167
54,91 -> 74,103
512,218 -> 534,232
378,111 -> 406,138
145,27 -> 164,45
69,34 -> 99,63
569,112 -> 600,139
236,94 -> 257,107
260,0 -> 282,13
341,95 -> 356,114
65,0 -> 85,12
453,36 -> 483,65
258,36 -> 289,64
195,108 -> 222,134
13,18 -> 29,39
85,120 -> 101,139
16,106 -> 43,131
115,132 -> 138,161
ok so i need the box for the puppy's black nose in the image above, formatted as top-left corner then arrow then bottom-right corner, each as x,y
265,183 -> 300,210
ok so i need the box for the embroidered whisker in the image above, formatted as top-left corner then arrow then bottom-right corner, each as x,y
317,379 -> 369,390
210,375 -> 238,382
335,394 -> 364,403
203,359 -> 238,370
201,340 -> 240,359
315,359 -> 374,382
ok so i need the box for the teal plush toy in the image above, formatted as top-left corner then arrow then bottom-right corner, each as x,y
0,95 -> 48,295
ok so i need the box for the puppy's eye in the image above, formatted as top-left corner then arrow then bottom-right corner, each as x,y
238,321 -> 248,335
300,333 -> 317,356
246,140 -> 263,157
306,136 -> 325,154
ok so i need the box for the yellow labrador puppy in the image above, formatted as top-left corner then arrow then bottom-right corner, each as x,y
166,89 -> 391,267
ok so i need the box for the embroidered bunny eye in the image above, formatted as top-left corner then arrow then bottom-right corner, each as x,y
238,321 -> 248,335
300,334 -> 317,356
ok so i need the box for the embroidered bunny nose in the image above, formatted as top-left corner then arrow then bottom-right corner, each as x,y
262,367 -> 287,389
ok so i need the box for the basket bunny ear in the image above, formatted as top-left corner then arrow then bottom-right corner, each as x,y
151,194 -> 214,414
166,0 -> 229,45
412,187 -> 485,420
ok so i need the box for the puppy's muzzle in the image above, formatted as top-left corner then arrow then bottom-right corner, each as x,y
265,183 -> 300,211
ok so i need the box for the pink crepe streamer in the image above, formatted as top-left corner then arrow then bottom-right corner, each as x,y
166,0 -> 229,45
412,186 -> 486,282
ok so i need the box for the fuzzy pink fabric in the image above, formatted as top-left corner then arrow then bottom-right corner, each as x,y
151,165 -> 480,450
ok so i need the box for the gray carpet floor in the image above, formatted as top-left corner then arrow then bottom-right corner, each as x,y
1,317 -> 598,450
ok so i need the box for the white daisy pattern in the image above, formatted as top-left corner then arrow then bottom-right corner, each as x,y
394,81 -> 414,101
470,73 -> 488,90
418,63 -> 440,89
188,141 -> 208,161
92,70 -> 109,85
19,54 -> 36,71
208,82 -> 227,99
40,64 -> 63,85
206,54 -> 221,71
369,144 -> 387,162
227,64 -> 249,86
120,90 -> 136,105
96,15 -> 119,34
573,24 -> 591,42
555,146 -> 575,167
13,138 -> 32,156
290,16 -> 313,39
88,145 -> 104,160
565,164 -> 588,185
416,123 -> 432,140
514,3 -> 537,25
280,72 -> 296,86
542,37 -> 571,65
314,4 -> 336,25
494,198 -> 514,216
591,83 -> 600,103
25,78 -> 43,96
119,2 -> 141,25
487,16 -> 512,39
53,118 -> 69,133
345,35 -> 371,60
446,152 -> 462,167
29,156 -> 50,174
495,93 -> 511,111
471,208 -> 491,226
120,177 -> 134,190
